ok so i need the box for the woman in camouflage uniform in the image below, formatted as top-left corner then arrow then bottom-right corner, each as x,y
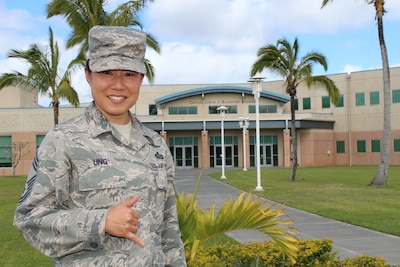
14,26 -> 187,267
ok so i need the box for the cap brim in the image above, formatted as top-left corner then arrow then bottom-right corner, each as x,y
89,55 -> 146,74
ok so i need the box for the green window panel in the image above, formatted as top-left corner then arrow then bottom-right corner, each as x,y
188,106 -> 197,114
249,105 -> 277,114
394,139 -> 400,152
175,137 -> 184,145
178,106 -> 186,114
371,140 -> 380,153
336,140 -> 345,154
209,105 -> 237,114
370,91 -> 379,105
393,89 -> 400,103
249,135 -> 277,145
322,96 -> 330,108
36,135 -> 45,149
303,97 -> 311,110
336,95 -> 344,107
0,135 -> 12,167
357,140 -> 366,153
294,98 -> 299,110
356,93 -> 365,106
169,106 -> 178,114
149,104 -> 157,115
227,105 -> 237,113
168,106 -> 198,115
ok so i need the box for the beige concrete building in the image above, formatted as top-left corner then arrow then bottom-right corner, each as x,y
1,68 -> 400,176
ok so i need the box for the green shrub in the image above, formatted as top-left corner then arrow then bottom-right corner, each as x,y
187,239 -> 398,267
341,255 -> 393,267
188,239 -> 338,267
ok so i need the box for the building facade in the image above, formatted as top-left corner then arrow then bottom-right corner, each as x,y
1,68 -> 400,176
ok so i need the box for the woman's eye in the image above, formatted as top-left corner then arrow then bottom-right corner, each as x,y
124,71 -> 136,77
101,71 -> 112,75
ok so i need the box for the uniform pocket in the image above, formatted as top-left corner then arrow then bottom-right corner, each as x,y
77,172 -> 127,209
79,173 -> 126,191
154,169 -> 168,191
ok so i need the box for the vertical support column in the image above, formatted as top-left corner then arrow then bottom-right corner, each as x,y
283,129 -> 291,167
160,131 -> 167,144
201,130 -> 210,169
245,129 -> 250,170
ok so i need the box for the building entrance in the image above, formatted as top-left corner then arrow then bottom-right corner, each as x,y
169,136 -> 198,169
260,144 -> 273,166
174,146 -> 194,168
209,135 -> 238,168
250,135 -> 278,167
214,145 -> 234,168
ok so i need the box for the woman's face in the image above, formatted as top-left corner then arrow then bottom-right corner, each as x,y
85,69 -> 144,124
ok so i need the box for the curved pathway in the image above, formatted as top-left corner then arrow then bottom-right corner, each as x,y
174,168 -> 400,266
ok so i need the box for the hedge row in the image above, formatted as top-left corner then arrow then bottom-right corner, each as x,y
187,239 -> 397,267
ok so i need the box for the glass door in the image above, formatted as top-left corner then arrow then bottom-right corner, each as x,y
260,144 -> 273,166
174,146 -> 193,168
214,145 -> 234,167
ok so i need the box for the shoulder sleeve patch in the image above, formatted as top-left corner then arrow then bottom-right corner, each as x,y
18,155 -> 38,205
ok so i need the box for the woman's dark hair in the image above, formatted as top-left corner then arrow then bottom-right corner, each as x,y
85,60 -> 91,73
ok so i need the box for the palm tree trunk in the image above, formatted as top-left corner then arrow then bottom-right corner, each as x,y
289,94 -> 297,181
370,9 -> 391,186
53,101 -> 59,125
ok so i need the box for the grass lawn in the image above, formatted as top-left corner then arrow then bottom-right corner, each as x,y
209,166 -> 400,236
0,176 -> 52,266
2,166 -> 399,265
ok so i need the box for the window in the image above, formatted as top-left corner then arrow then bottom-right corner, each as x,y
303,97 -> 311,110
0,136 -> 12,167
394,139 -> 400,152
149,104 -> 157,115
336,141 -> 345,154
36,135 -> 45,149
208,105 -> 237,114
357,140 -> 366,153
371,139 -> 380,153
370,91 -> 379,105
249,105 -> 277,113
336,95 -> 344,107
322,96 -> 330,108
356,93 -> 365,106
294,98 -> 299,110
393,89 -> 400,103
169,106 -> 197,115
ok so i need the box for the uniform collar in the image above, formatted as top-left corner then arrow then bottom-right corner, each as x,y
84,102 -> 162,148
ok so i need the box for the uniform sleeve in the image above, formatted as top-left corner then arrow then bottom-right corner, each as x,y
13,136 -> 108,258
161,148 -> 187,266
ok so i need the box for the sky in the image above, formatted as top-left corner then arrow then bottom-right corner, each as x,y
1,0 -> 400,106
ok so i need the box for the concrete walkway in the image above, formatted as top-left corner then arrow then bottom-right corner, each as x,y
173,168 -> 400,266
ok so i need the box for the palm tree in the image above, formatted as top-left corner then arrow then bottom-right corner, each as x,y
0,27 -> 80,125
46,0 -> 159,83
251,37 -> 340,182
321,1 -> 390,186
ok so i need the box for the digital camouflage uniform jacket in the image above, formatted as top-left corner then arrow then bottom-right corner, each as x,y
14,102 -> 187,266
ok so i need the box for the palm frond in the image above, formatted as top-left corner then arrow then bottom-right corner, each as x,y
0,73 -> 37,92
177,189 -> 298,263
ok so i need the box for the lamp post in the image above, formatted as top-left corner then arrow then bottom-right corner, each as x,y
217,105 -> 228,179
239,117 -> 249,171
248,77 -> 265,191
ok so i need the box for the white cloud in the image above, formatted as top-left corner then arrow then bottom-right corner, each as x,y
342,64 -> 362,74
142,0 -> 396,85
145,42 -> 256,84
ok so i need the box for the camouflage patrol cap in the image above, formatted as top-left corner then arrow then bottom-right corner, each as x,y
88,26 -> 146,74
